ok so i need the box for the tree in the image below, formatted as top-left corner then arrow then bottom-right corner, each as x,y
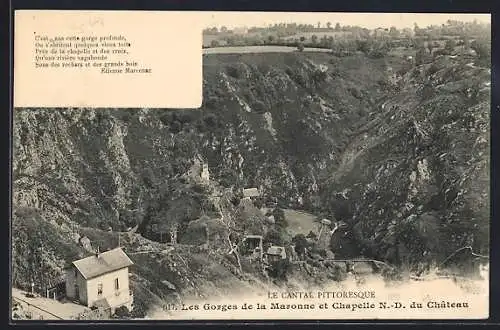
220,26 -> 228,33
426,37 -> 434,54
226,36 -> 236,46
462,34 -> 470,50
470,39 -> 491,66
413,23 -> 420,35
369,40 -> 390,58
114,306 -> 130,319
297,43 -> 305,52
210,40 -> 219,48
299,36 -> 306,42
335,23 -> 341,31
273,207 -> 287,229
444,39 -> 456,53
415,46 -> 426,66
292,234 -> 309,258
356,39 -> 371,53
306,230 -> 317,240
389,26 -> 400,38
311,35 -> 318,44
326,22 -> 332,29
267,258 -> 291,280
264,228 -> 283,246
320,35 -> 328,47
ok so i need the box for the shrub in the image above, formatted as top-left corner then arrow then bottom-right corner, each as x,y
292,234 -> 309,257
203,96 -> 219,108
114,306 -> 130,318
272,207 -> 287,228
267,258 -> 291,280
264,228 -> 283,246
178,111 -> 196,124
327,264 -> 348,281
382,267 -> 404,282
444,39 -> 456,52
227,65 -> 242,79
427,63 -> 440,76
312,69 -> 328,85
203,113 -> 218,127
253,100 -> 267,114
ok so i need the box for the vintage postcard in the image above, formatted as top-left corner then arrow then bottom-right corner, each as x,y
11,11 -> 490,321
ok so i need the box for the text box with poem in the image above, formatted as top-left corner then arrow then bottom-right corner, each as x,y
14,10 -> 203,108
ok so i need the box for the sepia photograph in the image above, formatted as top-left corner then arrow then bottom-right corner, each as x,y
11,12 -> 491,321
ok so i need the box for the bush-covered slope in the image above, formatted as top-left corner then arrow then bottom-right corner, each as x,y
320,56 -> 490,265
12,51 -> 490,309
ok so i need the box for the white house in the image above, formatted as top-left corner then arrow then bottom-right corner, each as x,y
242,188 -> 260,199
65,247 -> 134,314
201,163 -> 210,182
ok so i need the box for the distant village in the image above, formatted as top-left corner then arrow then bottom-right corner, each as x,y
202,19 -> 490,51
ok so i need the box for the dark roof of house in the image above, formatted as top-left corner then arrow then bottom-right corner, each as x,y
72,247 -> 134,280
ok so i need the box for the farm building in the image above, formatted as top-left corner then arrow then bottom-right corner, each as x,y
201,163 -> 210,182
265,246 -> 287,263
243,188 -> 260,199
65,247 -> 134,314
241,235 -> 264,260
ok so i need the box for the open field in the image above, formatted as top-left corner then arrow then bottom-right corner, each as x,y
283,31 -> 353,40
283,209 -> 319,235
203,45 -> 332,54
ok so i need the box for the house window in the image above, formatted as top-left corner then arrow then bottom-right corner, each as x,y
97,283 -> 103,296
114,278 -> 119,291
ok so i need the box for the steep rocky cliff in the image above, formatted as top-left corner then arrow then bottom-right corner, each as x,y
12,51 -> 490,312
322,56 -> 490,266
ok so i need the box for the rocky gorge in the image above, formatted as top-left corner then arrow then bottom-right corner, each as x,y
12,49 -> 490,317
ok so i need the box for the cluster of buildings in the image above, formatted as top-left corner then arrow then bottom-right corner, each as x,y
241,235 -> 288,264
50,158 -> 316,317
